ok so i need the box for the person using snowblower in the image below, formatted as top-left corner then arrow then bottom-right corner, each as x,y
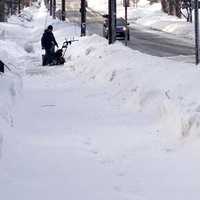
41,25 -> 58,65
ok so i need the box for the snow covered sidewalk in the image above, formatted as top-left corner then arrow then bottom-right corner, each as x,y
0,68 -> 133,200
1,66 -> 200,200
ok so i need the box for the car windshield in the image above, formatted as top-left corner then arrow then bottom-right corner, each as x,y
116,19 -> 125,26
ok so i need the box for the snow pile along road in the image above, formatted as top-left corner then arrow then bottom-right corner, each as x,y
67,34 -> 200,140
0,72 -> 22,156
0,4 -> 41,155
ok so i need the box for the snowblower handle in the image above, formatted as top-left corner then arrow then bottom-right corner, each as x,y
62,39 -> 78,48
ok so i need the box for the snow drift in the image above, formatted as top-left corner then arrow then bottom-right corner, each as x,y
66,34 -> 200,140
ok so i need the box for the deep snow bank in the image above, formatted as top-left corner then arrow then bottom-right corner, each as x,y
0,42 -> 23,156
0,37 -> 23,155
0,7 -> 34,154
0,72 -> 22,157
0,8 -> 30,131
66,34 -> 200,140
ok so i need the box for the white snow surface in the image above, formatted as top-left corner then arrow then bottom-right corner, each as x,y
0,1 -> 200,200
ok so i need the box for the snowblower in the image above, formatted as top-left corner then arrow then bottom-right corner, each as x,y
42,39 -> 78,66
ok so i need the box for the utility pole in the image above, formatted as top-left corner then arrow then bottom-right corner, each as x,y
53,0 -> 56,19
194,0 -> 199,65
18,0 -> 21,14
80,0 -> 86,36
50,0 -> 52,16
61,0 -> 65,21
123,0 -> 129,46
108,0 -> 116,44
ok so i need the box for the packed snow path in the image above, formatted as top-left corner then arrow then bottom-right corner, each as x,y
0,68 -> 139,200
0,66 -> 200,200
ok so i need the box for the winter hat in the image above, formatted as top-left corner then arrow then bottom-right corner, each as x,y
48,25 -> 53,30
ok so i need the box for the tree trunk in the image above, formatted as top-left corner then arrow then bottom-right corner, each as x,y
175,0 -> 182,18
168,0 -> 175,15
161,0 -> 168,13
0,0 -> 6,21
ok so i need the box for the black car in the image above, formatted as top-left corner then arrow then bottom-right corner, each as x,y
103,17 -> 130,40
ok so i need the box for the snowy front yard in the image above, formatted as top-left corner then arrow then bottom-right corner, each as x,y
0,1 -> 200,200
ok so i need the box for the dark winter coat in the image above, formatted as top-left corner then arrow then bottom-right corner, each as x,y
41,29 -> 58,50
0,60 -> 4,73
